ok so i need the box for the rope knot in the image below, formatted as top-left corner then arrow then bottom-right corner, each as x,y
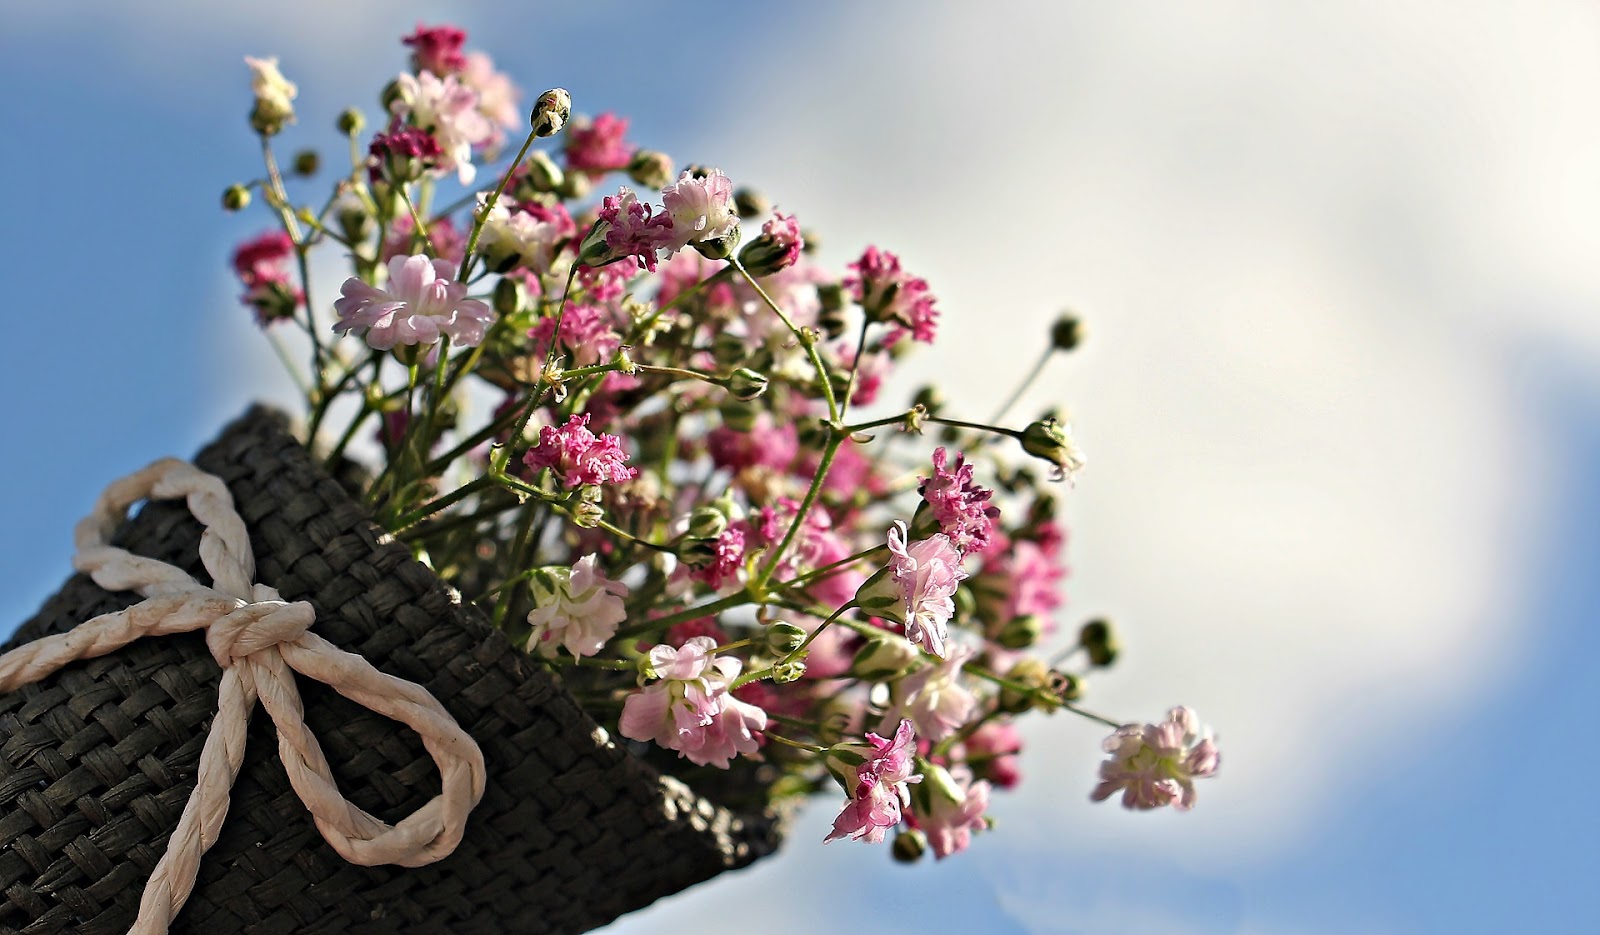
206,594 -> 314,668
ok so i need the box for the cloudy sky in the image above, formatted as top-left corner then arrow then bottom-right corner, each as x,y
3,2 -> 1598,932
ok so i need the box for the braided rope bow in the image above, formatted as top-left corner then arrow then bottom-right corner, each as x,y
0,459 -> 487,935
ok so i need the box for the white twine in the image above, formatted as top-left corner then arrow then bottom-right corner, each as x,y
0,458 -> 487,935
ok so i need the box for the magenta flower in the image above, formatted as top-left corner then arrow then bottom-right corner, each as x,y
522,414 -> 637,488
564,112 -> 635,174
593,187 -> 674,272
845,246 -> 939,344
368,124 -> 445,183
706,414 -> 799,473
1092,706 -> 1220,811
763,211 -> 803,270
402,23 -> 468,76
919,447 -> 999,553
825,719 -> 923,844
232,230 -> 294,285
661,169 -> 738,252
687,525 -> 747,591
332,254 -> 494,350
912,765 -> 991,859
619,637 -> 768,769
884,646 -> 978,742
525,555 -> 629,658
856,521 -> 967,658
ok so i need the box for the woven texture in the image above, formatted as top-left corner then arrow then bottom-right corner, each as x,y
0,407 -> 782,935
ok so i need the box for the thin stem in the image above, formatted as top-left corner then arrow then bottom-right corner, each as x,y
494,265 -> 580,475
776,543 -> 887,590
840,318 -> 873,415
458,128 -> 539,283
392,475 -> 495,531
730,256 -> 838,421
614,588 -> 755,640
398,185 -> 440,256
990,345 -> 1054,424
762,732 -> 827,754
753,433 -> 841,590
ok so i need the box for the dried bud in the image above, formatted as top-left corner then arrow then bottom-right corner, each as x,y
1019,418 -> 1085,483
337,107 -> 365,136
222,184 -> 251,212
291,149 -> 320,177
998,614 -> 1043,650
686,506 -> 728,540
892,829 -> 928,864
725,367 -> 769,401
493,276 -> 526,317
849,633 -> 920,681
627,149 -> 675,189
530,88 -> 573,137
1051,313 -> 1084,351
772,659 -> 807,683
733,187 -> 770,219
1079,618 -> 1120,667
766,622 -> 808,655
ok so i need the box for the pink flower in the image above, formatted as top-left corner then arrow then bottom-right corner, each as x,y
402,23 -> 468,76
232,230 -> 295,286
593,187 -> 674,272
1092,706 -> 1220,811
845,246 -> 939,344
884,646 -> 978,742
564,112 -> 635,174
367,124 -> 445,183
687,526 -> 747,591
706,414 -> 798,473
997,538 -> 1066,621
527,304 -> 622,368
619,637 -> 768,769
825,719 -> 924,844
525,555 -> 629,658
380,212 -> 465,266
661,169 -> 738,252
461,51 -> 521,142
856,522 -> 967,658
478,196 -> 575,275
391,71 -> 493,183
522,413 -> 638,488
912,765 -> 991,859
963,720 -> 1024,789
762,211 -> 803,269
332,254 -> 494,349
920,447 -> 999,553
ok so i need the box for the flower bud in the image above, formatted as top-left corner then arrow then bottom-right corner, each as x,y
800,228 -> 820,254
572,485 -> 605,528
772,659 -> 807,683
912,384 -> 944,415
530,88 -> 573,137
686,505 -> 728,540
849,633 -> 919,681
766,621 -> 808,655
720,399 -> 759,433
627,149 -> 675,189
1051,669 -> 1085,701
337,107 -> 365,136
725,367 -> 769,402
222,184 -> 251,212
733,187 -> 770,219
291,149 -> 320,177
493,275 -> 526,317
683,163 -> 714,180
692,223 -> 741,261
998,657 -> 1050,713
816,283 -> 848,338
517,150 -> 564,196
1079,617 -> 1120,667
710,331 -> 747,368
997,614 -> 1043,650
1051,313 -> 1084,352
677,537 -> 721,569
338,204 -> 374,244
1019,417 -> 1085,483
892,829 -> 928,863
559,168 -> 593,201
853,567 -> 904,625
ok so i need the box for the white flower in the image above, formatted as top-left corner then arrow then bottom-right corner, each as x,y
244,56 -> 297,125
660,169 -> 738,251
883,646 -> 978,742
476,196 -> 575,276
526,555 -> 629,658
391,71 -> 494,184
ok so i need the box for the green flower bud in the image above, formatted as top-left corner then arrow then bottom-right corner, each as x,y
725,367 -> 769,401
1019,417 -> 1085,483
222,184 -> 251,212
733,186 -> 770,219
853,568 -> 905,625
1051,313 -> 1084,351
520,150 -> 565,195
338,204 -> 374,244
683,163 -> 714,180
692,223 -> 741,261
493,276 -> 526,317
772,659 -> 807,683
849,633 -> 919,681
710,331 -> 747,368
766,621 -> 808,655
337,107 -> 365,136
1079,617 -> 1120,667
816,283 -> 848,338
530,88 -> 573,138
800,228 -> 820,254
998,657 -> 1050,713
1052,669 -> 1085,701
379,78 -> 405,113
686,505 -> 728,540
559,168 -> 593,201
291,149 -> 320,177
997,615 -> 1043,650
911,384 -> 944,415
677,537 -> 721,569
720,399 -> 760,433
572,486 -> 604,528
627,149 -> 675,189
892,829 -> 928,863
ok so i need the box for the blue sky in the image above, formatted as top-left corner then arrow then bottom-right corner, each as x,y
3,3 -> 1599,933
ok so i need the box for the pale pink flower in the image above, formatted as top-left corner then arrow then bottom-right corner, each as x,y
845,246 -> 939,344
762,211 -> 803,269
402,23 -> 468,76
660,169 -> 738,251
825,719 -> 923,844
963,720 -> 1024,789
884,646 -> 978,742
619,637 -> 767,769
920,447 -> 999,553
478,196 -> 575,275
856,522 -> 967,658
528,304 -> 621,368
1092,706 -> 1220,811
525,555 -> 629,658
522,413 -> 637,488
913,765 -> 991,859
564,112 -> 635,174
461,51 -> 521,141
391,70 -> 493,183
593,187 -> 674,272
380,212 -> 465,265
332,254 -> 494,349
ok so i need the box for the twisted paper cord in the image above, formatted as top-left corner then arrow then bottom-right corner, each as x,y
0,458 -> 487,935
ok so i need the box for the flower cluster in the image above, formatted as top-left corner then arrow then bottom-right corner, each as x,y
224,22 -> 1217,868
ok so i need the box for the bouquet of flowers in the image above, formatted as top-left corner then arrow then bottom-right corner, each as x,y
230,23 -> 1220,869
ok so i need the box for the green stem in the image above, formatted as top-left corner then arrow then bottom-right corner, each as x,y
754,433 -> 841,590
730,256 -> 838,422
392,474 -> 495,531
614,588 -> 755,641
458,128 -> 539,283
991,344 -> 1054,424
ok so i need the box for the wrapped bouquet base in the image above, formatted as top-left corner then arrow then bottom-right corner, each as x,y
0,407 -> 781,935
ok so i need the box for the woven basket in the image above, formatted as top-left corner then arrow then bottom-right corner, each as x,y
0,406 -> 783,935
